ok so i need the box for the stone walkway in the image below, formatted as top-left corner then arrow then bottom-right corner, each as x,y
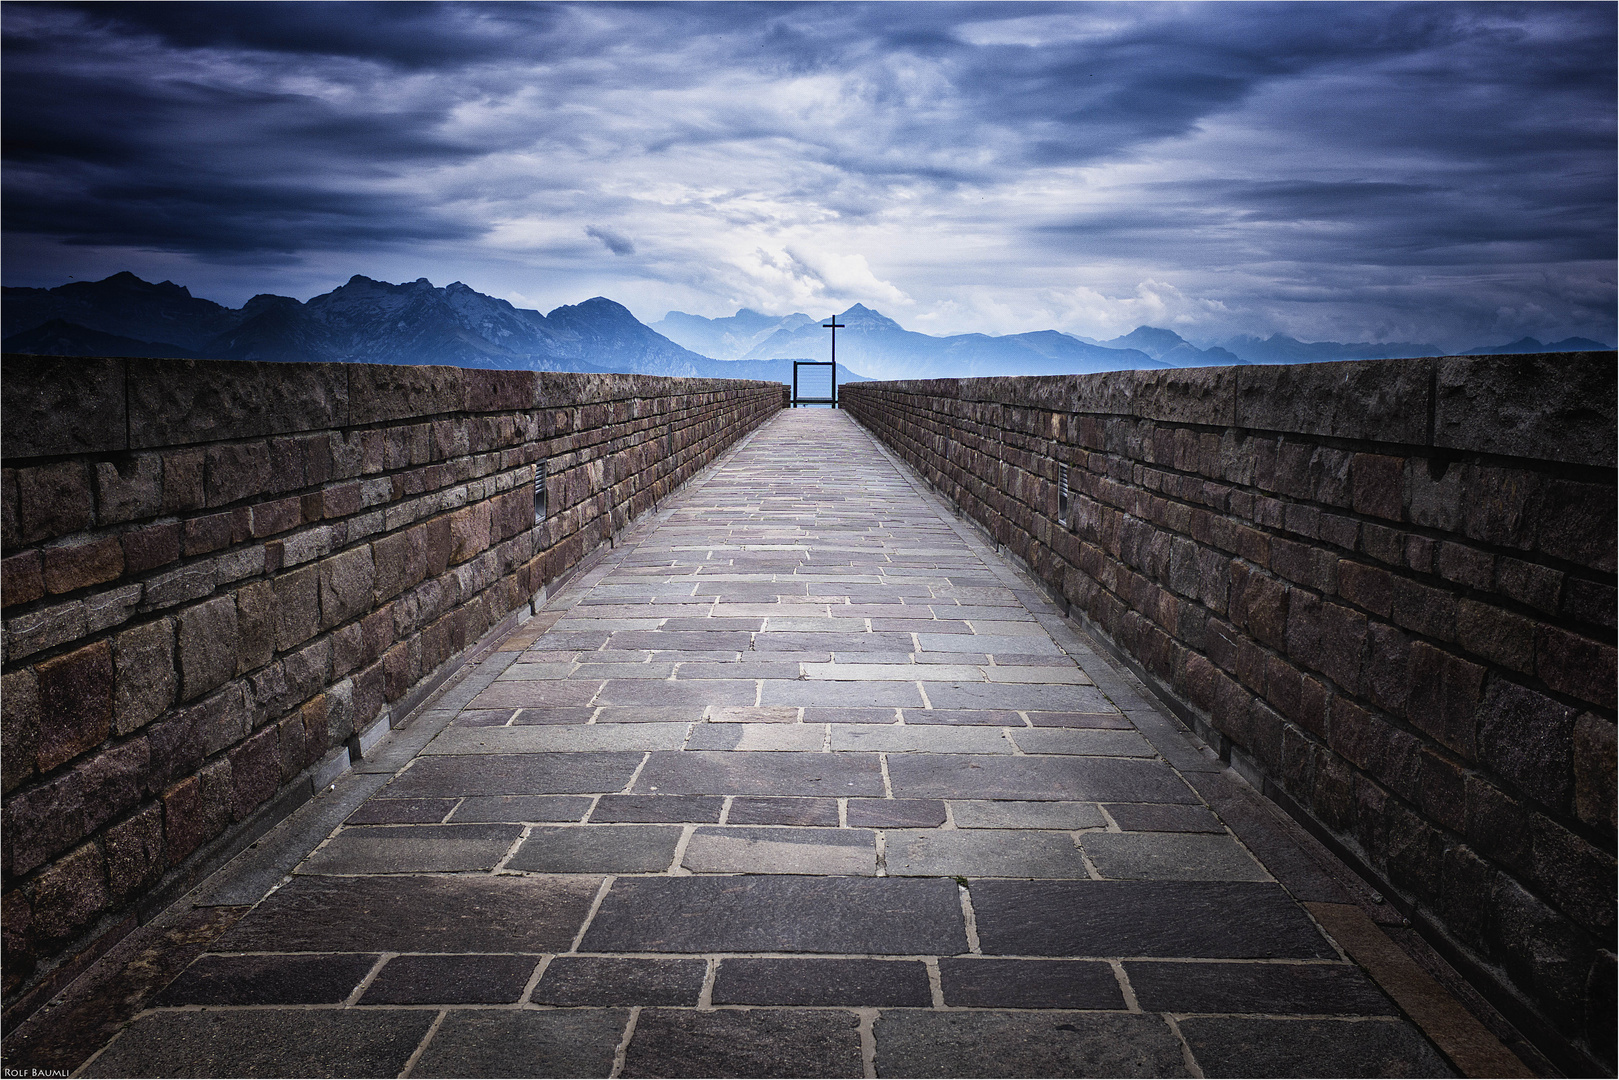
74,409 -> 1458,1078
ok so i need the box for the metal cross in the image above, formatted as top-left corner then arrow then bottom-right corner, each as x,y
822,316 -> 845,368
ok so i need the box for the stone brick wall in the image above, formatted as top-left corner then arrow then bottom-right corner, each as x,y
843,353 -> 1616,1071
0,355 -> 782,1018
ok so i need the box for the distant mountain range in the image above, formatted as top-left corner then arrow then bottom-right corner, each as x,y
4,273 -> 1608,383
0,273 -> 863,384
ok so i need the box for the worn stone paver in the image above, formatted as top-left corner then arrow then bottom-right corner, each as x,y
81,409 -> 1457,1078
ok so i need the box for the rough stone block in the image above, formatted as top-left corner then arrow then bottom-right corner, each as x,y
1,669 -> 40,795
1404,642 -> 1484,758
2,355 -> 127,458
231,580 -> 275,674
1536,624 -> 1617,711
1236,359 -> 1430,444
1536,478 -> 1616,574
274,563 -> 319,651
121,522 -> 181,575
1477,678 -> 1577,812
182,511 -> 234,556
162,758 -> 233,866
178,594 -> 240,702
36,639 -> 115,772
1350,454 -> 1404,521
204,441 -> 272,508
318,546 -> 375,629
93,453 -> 164,526
113,616 -> 176,734
29,842 -> 109,945
2,549 -> 44,608
449,502 -> 492,565
17,461 -> 93,544
1434,352 -> 1617,467
229,726 -> 281,821
105,802 -> 165,902
1461,464 -> 1541,550
1455,599 -> 1533,673
1573,714 -> 1617,834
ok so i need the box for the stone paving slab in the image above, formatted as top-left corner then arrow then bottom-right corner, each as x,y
55,410 -> 1469,1080
84,1010 -> 438,1078
579,875 -> 970,954
872,1011 -> 1189,1078
412,1009 -> 629,1078
296,822 -> 523,874
214,874 -> 601,953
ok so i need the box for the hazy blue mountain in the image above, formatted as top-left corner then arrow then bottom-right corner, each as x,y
1462,336 -> 1612,355
1,272 -> 870,384
1098,326 -> 1246,367
1218,333 -> 1442,364
737,303 -> 1163,378
652,308 -> 816,360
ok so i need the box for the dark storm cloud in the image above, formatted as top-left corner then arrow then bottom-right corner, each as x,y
1,1 -> 1612,345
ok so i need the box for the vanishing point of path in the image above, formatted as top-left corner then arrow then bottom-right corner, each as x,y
76,409 -> 1457,1078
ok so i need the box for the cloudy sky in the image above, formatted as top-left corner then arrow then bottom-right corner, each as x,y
3,1 -> 1613,348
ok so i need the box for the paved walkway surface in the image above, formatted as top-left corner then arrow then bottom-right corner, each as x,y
73,409 -> 1458,1077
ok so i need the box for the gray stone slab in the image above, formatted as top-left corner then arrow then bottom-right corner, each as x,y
507,825 -> 683,873
887,754 -> 1198,803
872,1010 -> 1188,1079
754,631 -> 915,651
938,958 -> 1124,1010
1025,711 -> 1131,728
950,801 -> 1107,830
635,751 -> 884,796
1105,802 -> 1224,833
592,794 -> 725,823
1177,1017 -> 1456,1078
847,798 -> 947,827
687,723 -> 826,751
1008,728 -> 1155,757
155,952 -> 378,1006
214,874 -> 600,953
596,679 -> 758,706
422,724 -> 689,754
297,823 -> 523,874
917,633 -> 1059,655
969,881 -> 1336,959
384,753 -> 645,797
831,725 -> 1013,753
467,680 -> 604,709
594,705 -> 708,724
511,706 -> 596,725
803,707 -> 900,724
448,795 -> 593,823
531,957 -> 707,1006
84,1009 -> 436,1078
1079,831 -> 1269,881
1126,961 -> 1396,1015
900,708 -> 1022,726
607,630 -> 755,651
347,797 -> 456,824
571,663 -> 677,679
580,875 -> 968,954
923,682 -> 1114,710
727,796 -> 840,826
713,958 -> 932,1006
885,829 -> 1091,878
760,680 -> 924,707
412,1009 -> 629,1079
684,826 -> 876,875
623,1008 -> 863,1079
361,953 -> 539,1004
497,662 -> 580,680
454,709 -> 516,726
706,705 -> 801,723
